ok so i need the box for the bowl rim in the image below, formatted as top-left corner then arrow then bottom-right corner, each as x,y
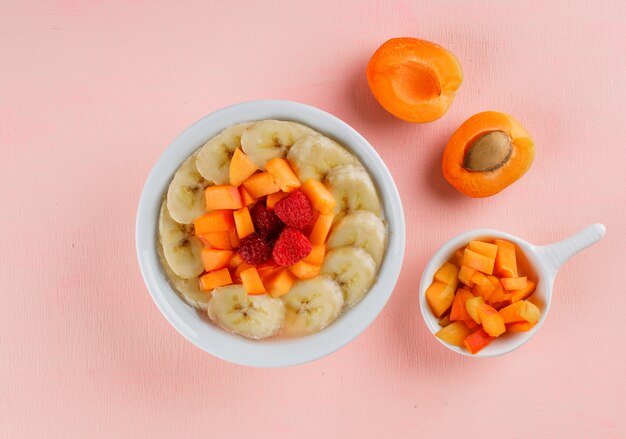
135,100 -> 406,367
418,228 -> 551,358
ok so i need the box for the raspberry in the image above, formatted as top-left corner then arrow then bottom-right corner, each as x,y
239,233 -> 272,265
251,202 -> 283,237
272,228 -> 312,266
274,190 -> 313,230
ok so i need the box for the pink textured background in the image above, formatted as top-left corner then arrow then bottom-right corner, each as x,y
1,1 -> 625,437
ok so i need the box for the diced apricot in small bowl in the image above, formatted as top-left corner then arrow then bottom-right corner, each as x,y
442,111 -> 535,198
366,38 -> 463,123
425,238 -> 540,354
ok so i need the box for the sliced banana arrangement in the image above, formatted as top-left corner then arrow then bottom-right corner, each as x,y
159,200 -> 204,279
325,164 -> 382,216
281,276 -> 344,337
156,119 -> 388,340
166,152 -> 209,224
321,247 -> 377,308
287,134 -> 358,182
196,122 -> 252,184
208,285 -> 285,339
327,210 -> 387,267
157,239 -> 210,310
241,120 -> 316,168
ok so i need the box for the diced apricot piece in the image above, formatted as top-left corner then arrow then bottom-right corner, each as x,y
463,248 -> 494,274
265,269 -> 296,298
303,244 -> 325,266
471,271 -> 490,286
510,280 -> 536,302
229,227 -> 240,248
309,212 -> 334,244
465,296 -> 485,324
265,158 -> 301,192
199,268 -> 232,291
240,267 -> 266,295
450,248 -> 465,267
301,179 -> 336,214
230,148 -> 259,186
486,275 -> 509,305
450,289 -> 474,321
434,262 -> 460,286
438,314 -> 451,327
435,321 -> 474,348
478,304 -> 506,337
464,318 -> 479,329
425,281 -> 455,318
233,206 -> 255,239
482,315 -> 506,337
201,248 -> 233,272
463,329 -> 496,354
477,303 -> 497,318
472,279 -> 495,301
468,240 -> 498,259
506,321 -> 536,332
256,263 -> 281,281
238,185 -> 256,206
194,210 -> 234,234
266,191 -> 289,209
233,262 -> 255,282
498,300 -> 541,324
458,265 -> 476,287
228,252 -> 243,269
289,261 -> 321,280
501,276 -> 527,291
494,239 -> 518,278
204,185 -> 243,211
242,172 -> 280,198
197,231 -> 232,250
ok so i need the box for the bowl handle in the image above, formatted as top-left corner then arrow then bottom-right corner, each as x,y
536,223 -> 606,278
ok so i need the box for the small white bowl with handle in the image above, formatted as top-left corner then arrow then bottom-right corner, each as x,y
419,223 -> 606,357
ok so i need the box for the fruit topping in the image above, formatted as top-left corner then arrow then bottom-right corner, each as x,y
273,228 -> 312,266
274,190 -> 313,230
429,238 -> 541,354
239,233 -> 272,265
250,202 -> 283,238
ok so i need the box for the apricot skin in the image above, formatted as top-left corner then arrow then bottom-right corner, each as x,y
367,38 -> 463,123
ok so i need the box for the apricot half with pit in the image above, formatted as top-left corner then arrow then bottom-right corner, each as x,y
366,38 -> 463,123
442,111 -> 534,198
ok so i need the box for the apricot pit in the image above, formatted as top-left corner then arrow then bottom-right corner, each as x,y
462,130 -> 512,172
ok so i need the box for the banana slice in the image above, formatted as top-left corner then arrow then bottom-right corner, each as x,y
157,238 -> 210,310
286,134 -> 358,181
158,200 -> 204,279
241,120 -> 316,168
166,153 -> 209,224
321,247 -> 377,308
208,285 -> 285,340
196,122 -> 253,184
327,211 -> 387,267
325,164 -> 382,216
281,276 -> 344,337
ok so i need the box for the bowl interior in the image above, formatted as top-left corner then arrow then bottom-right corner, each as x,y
418,229 -> 551,357
136,100 -> 405,367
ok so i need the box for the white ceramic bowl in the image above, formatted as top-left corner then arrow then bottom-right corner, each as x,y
419,224 -> 605,357
136,100 -> 405,367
